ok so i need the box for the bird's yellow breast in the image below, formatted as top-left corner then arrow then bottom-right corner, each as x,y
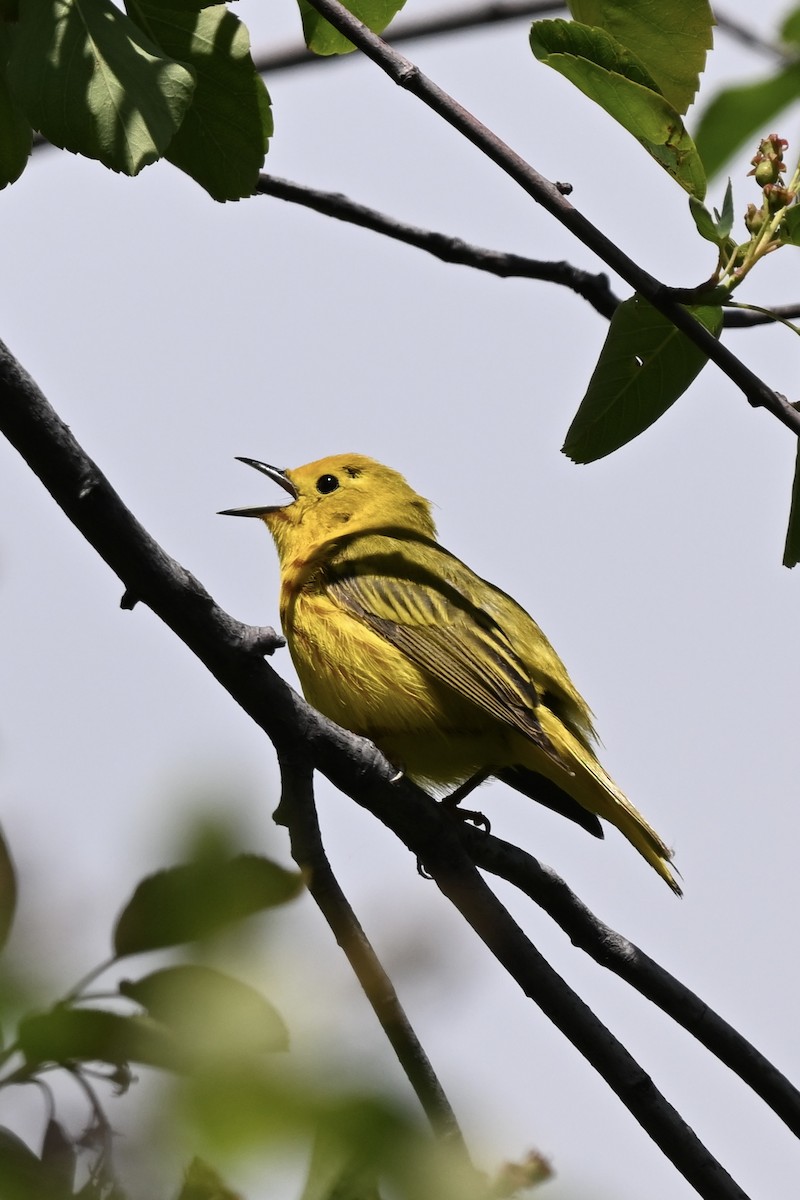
281,583 -> 507,788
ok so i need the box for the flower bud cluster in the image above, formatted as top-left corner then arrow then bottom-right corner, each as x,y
748,134 -> 788,186
745,135 -> 795,229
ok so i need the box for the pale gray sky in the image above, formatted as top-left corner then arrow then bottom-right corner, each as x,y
1,3 -> 799,1197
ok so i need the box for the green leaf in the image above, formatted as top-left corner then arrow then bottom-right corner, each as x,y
694,64 -> 800,181
0,25 -> 31,189
783,438 -> 800,567
178,1158 -> 242,1200
113,854 -> 304,957
688,196 -> 721,244
7,0 -> 195,176
19,1007 -> 182,1070
120,964 -> 288,1054
782,205 -> 800,246
0,1128 -> 52,1200
715,178 -> 734,240
297,0 -> 406,56
0,824 -> 16,952
125,0 -> 272,201
568,0 -> 714,114
781,7 -> 800,46
688,180 -> 735,246
562,295 -> 724,462
531,20 -> 706,198
41,1119 -> 76,1195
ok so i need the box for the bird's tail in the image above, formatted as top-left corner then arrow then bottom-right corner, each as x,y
529,713 -> 682,895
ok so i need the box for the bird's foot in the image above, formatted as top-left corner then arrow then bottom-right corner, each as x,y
440,769 -> 492,832
444,804 -> 491,834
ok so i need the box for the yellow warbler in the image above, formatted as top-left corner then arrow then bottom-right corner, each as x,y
222,454 -> 679,893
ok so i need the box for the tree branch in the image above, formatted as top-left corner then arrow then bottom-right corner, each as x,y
254,1 -> 564,75
459,824 -> 800,1137
714,11 -> 790,62
256,173 -> 619,318
253,5 -> 789,78
423,846 -> 750,1200
298,0 -> 800,438
274,752 -> 472,1157
257,173 -> 800,328
0,336 -> 760,1199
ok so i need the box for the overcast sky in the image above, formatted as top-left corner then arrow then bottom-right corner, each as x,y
2,2 -> 799,1197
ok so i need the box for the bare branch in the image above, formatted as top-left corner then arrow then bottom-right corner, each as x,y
714,11 -> 790,62
256,173 -> 619,318
460,824 -> 800,1138
724,304 -> 800,328
298,0 -> 800,437
424,845 -> 750,1200
0,336 -> 759,1199
257,173 -> 800,329
274,752 -> 472,1156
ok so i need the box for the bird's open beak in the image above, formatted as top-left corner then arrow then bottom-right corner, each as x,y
218,457 -> 299,517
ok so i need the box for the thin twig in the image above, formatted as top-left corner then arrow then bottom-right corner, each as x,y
255,4 -> 790,78
257,172 -> 800,327
256,173 -> 619,317
274,752 -> 472,1157
459,824 -> 800,1137
724,303 -> 800,328
299,0 -> 800,436
714,11 -> 790,62
0,337 -> 758,1199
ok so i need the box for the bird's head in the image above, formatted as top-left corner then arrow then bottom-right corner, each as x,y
220,453 -> 436,562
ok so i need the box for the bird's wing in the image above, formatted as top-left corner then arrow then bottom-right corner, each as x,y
324,536 -> 564,763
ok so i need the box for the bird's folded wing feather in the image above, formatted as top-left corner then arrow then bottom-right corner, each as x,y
324,537 -> 564,763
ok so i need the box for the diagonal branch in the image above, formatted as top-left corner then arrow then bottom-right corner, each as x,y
422,845 -> 751,1200
714,10 -> 790,61
298,0 -> 800,437
460,824 -> 800,1137
256,173 -> 619,317
0,335 -> 760,1199
274,751 -> 472,1157
257,173 -> 800,327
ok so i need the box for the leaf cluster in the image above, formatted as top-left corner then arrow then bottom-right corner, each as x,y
0,820 -> 533,1200
0,829 -> 305,1198
0,0 -> 410,198
521,0 -> 800,560
0,0 -> 273,199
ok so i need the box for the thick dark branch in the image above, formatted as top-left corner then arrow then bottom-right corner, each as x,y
274,752 -> 472,1156
299,0 -> 800,437
460,825 -> 800,1137
0,337 -> 756,1199
257,173 -> 800,329
416,838 -> 750,1200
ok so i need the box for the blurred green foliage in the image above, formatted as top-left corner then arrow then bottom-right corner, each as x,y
0,818 -> 541,1200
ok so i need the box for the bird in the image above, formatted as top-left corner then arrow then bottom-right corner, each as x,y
221,453 -> 679,893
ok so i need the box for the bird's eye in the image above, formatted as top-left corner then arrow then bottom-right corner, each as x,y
316,473 -> 340,494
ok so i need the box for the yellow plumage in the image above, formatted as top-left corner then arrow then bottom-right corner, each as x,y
222,453 -> 679,894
